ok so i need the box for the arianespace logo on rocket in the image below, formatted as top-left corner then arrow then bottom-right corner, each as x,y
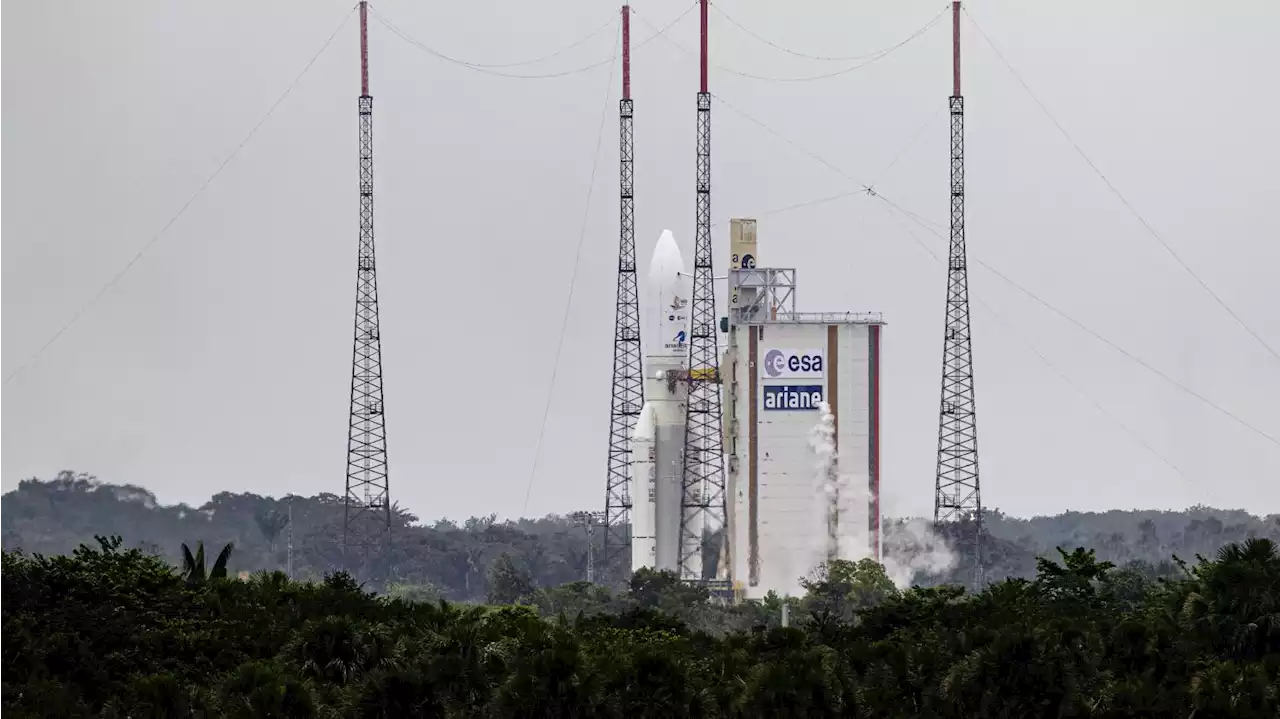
664,329 -> 688,351
762,348 -> 824,379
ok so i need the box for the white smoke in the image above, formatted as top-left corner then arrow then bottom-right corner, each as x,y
808,403 -> 841,561
758,402 -> 959,597
755,403 -> 841,597
880,518 -> 956,589
809,401 -> 956,591
111,486 -> 158,509
771,402 -> 881,595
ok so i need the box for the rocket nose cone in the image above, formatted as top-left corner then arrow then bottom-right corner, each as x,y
649,230 -> 686,282
656,229 -> 678,256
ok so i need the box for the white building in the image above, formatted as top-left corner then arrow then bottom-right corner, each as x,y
721,220 -> 885,599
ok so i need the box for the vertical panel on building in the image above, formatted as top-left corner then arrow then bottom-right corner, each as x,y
826,325 -> 840,557
869,324 -> 882,560
836,324 -> 870,563
728,219 -> 758,310
725,219 -> 758,595
747,327 -> 760,587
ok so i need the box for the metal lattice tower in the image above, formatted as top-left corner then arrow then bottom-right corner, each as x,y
343,1 -> 392,573
603,4 -> 643,574
934,1 -> 982,582
571,510 -> 608,583
679,0 -> 725,582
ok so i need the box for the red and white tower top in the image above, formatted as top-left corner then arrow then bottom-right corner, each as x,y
622,3 -> 631,100
952,1 -> 961,97
699,0 -> 709,93
359,1 -> 370,97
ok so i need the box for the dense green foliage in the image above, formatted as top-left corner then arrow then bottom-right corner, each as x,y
5,534 -> 1280,717
5,473 -> 1280,714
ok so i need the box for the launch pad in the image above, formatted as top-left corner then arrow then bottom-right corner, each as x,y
603,1 -> 898,598
626,219 -> 885,600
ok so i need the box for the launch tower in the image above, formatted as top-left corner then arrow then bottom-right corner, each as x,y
343,0 -> 393,575
603,3 -> 644,574
933,1 -> 983,583
679,0 -> 726,582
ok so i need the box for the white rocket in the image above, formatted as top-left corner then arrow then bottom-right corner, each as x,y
631,230 -> 702,577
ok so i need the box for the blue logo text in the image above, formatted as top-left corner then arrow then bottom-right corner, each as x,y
762,384 -> 824,411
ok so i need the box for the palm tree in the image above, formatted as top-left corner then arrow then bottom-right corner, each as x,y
181,540 -> 234,586
254,509 -> 290,557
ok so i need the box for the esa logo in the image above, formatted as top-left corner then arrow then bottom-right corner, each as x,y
668,295 -> 690,322
762,349 -> 825,378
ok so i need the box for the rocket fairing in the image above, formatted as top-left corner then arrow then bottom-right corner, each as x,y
630,230 -> 692,574
649,230 -> 689,358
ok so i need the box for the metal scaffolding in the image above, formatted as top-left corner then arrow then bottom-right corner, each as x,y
934,1 -> 983,585
343,0 -> 392,578
679,0 -> 726,582
603,4 -> 644,576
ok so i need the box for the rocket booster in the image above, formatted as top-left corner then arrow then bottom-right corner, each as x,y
631,230 -> 692,574
630,403 -> 657,572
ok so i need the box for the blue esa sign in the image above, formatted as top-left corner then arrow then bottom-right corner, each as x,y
761,384 -> 824,411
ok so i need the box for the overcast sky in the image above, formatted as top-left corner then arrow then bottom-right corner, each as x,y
3,0 -> 1278,522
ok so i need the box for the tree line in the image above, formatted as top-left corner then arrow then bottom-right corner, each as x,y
4,532 -> 1280,716
5,472 -> 1280,715
4,472 -> 1279,598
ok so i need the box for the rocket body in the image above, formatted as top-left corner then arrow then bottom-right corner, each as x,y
631,231 -> 692,574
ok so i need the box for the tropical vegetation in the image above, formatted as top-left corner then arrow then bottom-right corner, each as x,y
4,534 -> 1280,716
4,472 -> 1280,715
6,472 -> 1279,597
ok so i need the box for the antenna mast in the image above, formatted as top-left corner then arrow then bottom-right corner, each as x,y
934,1 -> 983,585
679,0 -> 725,582
603,3 -> 644,576
343,0 -> 392,580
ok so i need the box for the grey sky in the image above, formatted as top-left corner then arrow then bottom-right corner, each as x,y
3,0 -> 1278,523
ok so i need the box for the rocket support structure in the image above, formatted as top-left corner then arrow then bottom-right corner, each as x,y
678,0 -> 724,582
604,3 -> 644,574
343,0 -> 393,576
